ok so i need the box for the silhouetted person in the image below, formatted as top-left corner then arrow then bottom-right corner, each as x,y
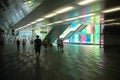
16,39 -> 20,51
34,35 -> 42,56
57,36 -> 61,51
22,39 -> 26,48
60,39 -> 63,52
57,36 -> 63,52
22,39 -> 26,52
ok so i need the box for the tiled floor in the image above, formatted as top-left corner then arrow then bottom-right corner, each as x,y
0,42 -> 120,80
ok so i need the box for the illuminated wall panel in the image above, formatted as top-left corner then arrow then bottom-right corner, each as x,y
80,28 -> 86,34
82,17 -> 87,22
70,34 -> 75,43
74,34 -> 80,43
91,16 -> 95,23
79,35 -> 81,43
90,34 -> 94,43
86,34 -> 91,43
86,16 -> 91,21
91,24 -> 95,34
68,16 -> 101,44
71,22 -> 78,28
86,25 -> 91,34
95,34 -> 100,44
81,35 -> 86,43
95,24 -> 100,34
95,15 -> 101,21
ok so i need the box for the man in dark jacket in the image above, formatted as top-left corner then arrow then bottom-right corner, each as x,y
34,35 -> 42,56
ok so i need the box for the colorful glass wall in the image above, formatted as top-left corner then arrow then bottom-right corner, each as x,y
59,3 -> 103,44
60,14 -> 102,44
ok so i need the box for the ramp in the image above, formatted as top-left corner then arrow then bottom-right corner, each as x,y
75,24 -> 87,33
60,23 -> 83,39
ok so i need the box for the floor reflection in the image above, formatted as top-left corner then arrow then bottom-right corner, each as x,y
1,43 -> 120,80
34,56 -> 42,80
103,52 -> 120,80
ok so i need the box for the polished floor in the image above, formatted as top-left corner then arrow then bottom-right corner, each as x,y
0,41 -> 120,80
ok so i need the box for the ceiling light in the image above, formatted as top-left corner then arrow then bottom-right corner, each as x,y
105,22 -> 120,26
79,13 -> 95,18
15,28 -> 21,31
102,7 -> 120,13
44,13 -> 57,18
104,19 -> 116,22
47,23 -> 55,26
56,7 -> 74,14
78,0 -> 95,5
36,18 -> 44,22
30,22 -> 36,24
16,22 -> 36,31
64,17 -> 78,21
26,24 -> 31,26
64,13 -> 95,21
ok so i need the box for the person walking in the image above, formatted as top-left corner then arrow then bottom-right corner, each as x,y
60,38 -> 63,52
57,36 -> 61,51
16,38 -> 20,51
22,39 -> 26,49
34,35 -> 42,56
57,36 -> 63,52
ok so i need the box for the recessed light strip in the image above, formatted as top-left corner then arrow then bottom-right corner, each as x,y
104,19 -> 116,22
102,6 -> 120,13
44,13 -> 57,18
56,7 -> 74,14
35,18 -> 44,22
64,13 -> 95,22
44,6 -> 74,18
78,0 -> 96,5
